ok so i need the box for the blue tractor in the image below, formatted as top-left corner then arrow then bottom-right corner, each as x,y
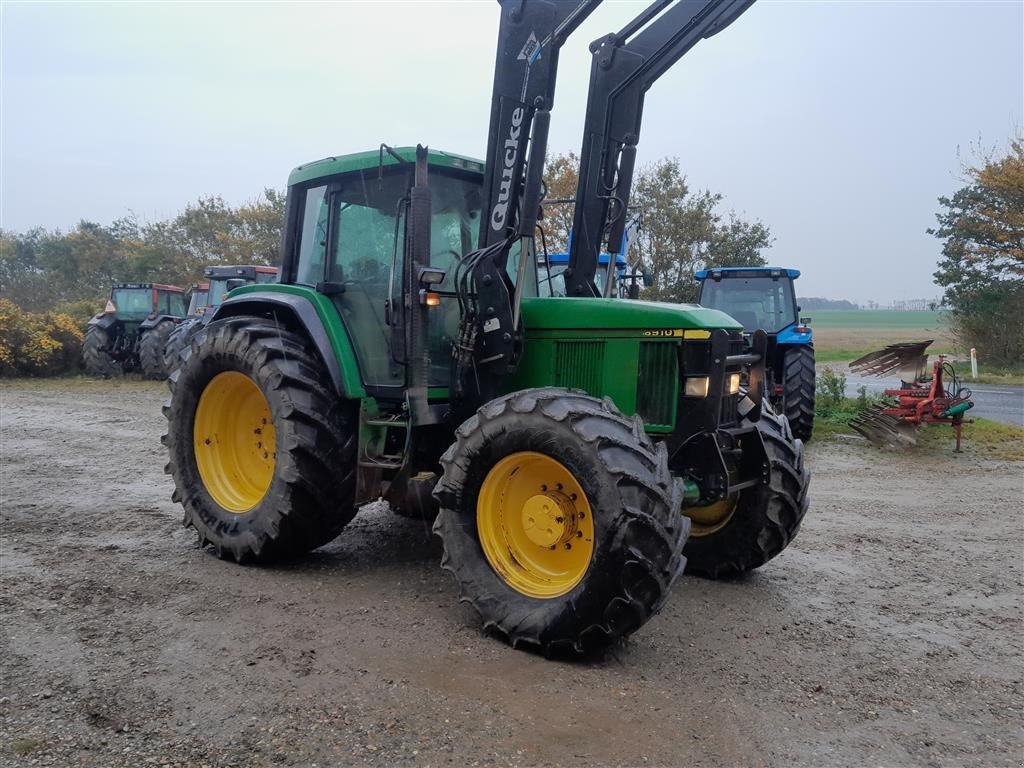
696,267 -> 815,441
540,212 -> 644,298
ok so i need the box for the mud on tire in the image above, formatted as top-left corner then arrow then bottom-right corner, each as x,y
83,325 -> 119,378
139,319 -> 176,380
433,387 -> 689,654
683,405 -> 810,578
162,317 -> 358,562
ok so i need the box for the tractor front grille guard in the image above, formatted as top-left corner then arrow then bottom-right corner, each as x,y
668,328 -> 770,506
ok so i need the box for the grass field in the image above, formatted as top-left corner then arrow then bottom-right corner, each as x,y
808,309 -> 947,329
808,309 -> 957,362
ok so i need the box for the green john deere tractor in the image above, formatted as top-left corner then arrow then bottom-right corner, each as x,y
163,0 -> 808,653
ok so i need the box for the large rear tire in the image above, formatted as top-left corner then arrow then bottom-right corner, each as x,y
139,319 -> 176,380
83,325 -> 119,378
433,388 -> 688,654
163,317 -> 358,562
682,406 -> 809,578
782,345 -> 815,442
162,318 -> 200,376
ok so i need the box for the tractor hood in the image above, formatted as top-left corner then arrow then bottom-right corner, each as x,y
520,297 -> 740,333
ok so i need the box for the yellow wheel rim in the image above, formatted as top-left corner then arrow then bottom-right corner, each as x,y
193,371 -> 276,513
687,464 -> 740,537
477,451 -> 595,599
687,495 -> 738,537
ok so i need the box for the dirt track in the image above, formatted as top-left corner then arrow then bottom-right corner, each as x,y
1,379 -> 1022,767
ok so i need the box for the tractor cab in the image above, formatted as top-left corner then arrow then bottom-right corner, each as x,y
186,284 -> 210,317
84,283 -> 187,377
205,264 -> 278,310
695,268 -> 808,335
103,283 -> 186,322
539,251 -> 627,297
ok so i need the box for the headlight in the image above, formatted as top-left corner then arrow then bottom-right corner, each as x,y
684,376 -> 710,398
726,372 -> 741,395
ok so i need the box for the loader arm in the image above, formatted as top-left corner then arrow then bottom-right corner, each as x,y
564,0 -> 755,298
454,0 -> 601,400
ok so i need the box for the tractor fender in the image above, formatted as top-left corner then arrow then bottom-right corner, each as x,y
209,292 -> 354,398
139,314 -> 179,332
88,313 -> 117,330
775,324 -> 813,346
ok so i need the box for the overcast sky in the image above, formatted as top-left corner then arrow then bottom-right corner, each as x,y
2,1 -> 1021,304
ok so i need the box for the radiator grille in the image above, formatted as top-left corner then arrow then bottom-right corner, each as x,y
555,341 -> 604,394
637,342 -> 678,428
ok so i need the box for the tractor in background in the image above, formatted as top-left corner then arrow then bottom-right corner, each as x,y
84,283 -> 187,378
540,210 -> 644,298
696,266 -> 815,441
185,282 -> 210,317
162,265 -> 278,376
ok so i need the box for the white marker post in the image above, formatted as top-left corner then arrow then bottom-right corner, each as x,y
970,347 -> 978,380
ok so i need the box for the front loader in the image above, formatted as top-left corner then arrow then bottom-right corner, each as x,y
163,0 -> 808,654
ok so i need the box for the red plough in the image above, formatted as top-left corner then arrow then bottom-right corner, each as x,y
848,341 -> 975,450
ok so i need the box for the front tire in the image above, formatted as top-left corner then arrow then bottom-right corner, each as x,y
683,406 -> 809,578
139,319 -> 176,379
433,388 -> 688,654
83,325 -> 119,378
163,317 -> 358,562
782,345 -> 815,442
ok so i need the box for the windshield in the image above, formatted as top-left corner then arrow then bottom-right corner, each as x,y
188,289 -> 209,315
208,279 -> 232,307
158,290 -> 186,316
699,276 -> 797,333
111,288 -> 152,319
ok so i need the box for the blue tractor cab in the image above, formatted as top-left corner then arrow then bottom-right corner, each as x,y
540,213 -> 643,298
695,266 -> 815,441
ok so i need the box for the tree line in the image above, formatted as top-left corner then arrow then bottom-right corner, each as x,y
931,138 -> 1024,367
1,190 -> 285,315
542,153 -> 772,303
2,158 -> 772,318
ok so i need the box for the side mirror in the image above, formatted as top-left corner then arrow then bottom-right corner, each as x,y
627,283 -> 641,300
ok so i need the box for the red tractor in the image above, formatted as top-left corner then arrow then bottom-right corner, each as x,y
83,283 -> 187,377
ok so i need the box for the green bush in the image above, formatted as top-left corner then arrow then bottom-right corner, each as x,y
0,298 -> 84,376
815,366 -> 847,417
53,297 -> 104,331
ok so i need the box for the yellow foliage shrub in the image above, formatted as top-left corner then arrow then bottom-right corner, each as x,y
0,298 -> 85,376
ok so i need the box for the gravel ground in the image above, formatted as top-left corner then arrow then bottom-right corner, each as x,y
1,379 -> 1022,767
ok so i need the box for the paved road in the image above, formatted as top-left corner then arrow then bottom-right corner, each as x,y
844,374 -> 1024,426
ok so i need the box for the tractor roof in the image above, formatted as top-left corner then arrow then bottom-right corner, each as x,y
545,252 -> 627,267
203,265 -> 278,279
113,282 -> 185,292
694,267 -> 801,280
288,147 -> 485,187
